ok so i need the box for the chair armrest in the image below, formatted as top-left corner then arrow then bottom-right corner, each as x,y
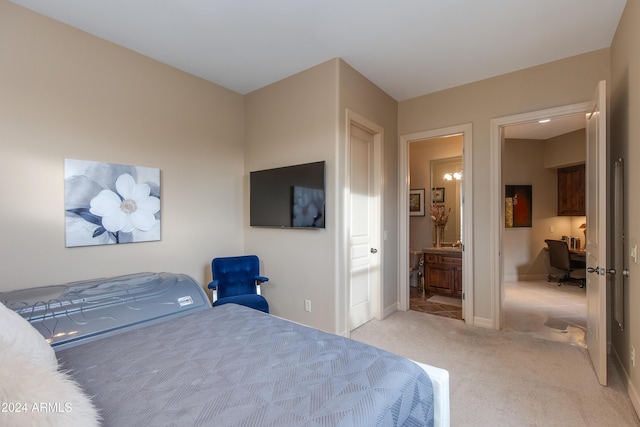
254,276 -> 269,285
207,280 -> 219,290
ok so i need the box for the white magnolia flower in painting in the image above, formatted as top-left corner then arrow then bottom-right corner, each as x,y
89,173 -> 160,233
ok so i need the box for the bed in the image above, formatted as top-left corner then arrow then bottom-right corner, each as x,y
1,273 -> 450,427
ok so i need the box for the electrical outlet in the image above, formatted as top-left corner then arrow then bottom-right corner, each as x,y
632,346 -> 636,367
632,245 -> 638,264
304,299 -> 311,312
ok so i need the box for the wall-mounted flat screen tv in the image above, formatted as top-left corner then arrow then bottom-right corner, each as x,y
250,161 -> 325,229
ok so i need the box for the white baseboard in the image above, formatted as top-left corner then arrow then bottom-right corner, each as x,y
472,316 -> 494,329
612,346 -> 640,419
382,302 -> 398,319
629,373 -> 640,419
504,274 -> 549,282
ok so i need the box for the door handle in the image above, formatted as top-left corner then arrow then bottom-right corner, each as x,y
370,248 -> 378,254
587,266 -> 606,275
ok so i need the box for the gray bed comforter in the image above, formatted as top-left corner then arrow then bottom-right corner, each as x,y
57,303 -> 434,426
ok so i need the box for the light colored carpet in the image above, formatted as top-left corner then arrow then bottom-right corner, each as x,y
427,295 -> 462,307
351,309 -> 639,427
503,280 -> 587,348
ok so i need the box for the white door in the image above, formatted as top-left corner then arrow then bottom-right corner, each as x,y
348,123 -> 379,331
585,80 -> 608,386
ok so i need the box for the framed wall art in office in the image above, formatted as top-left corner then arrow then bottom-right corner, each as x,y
505,184 -> 532,228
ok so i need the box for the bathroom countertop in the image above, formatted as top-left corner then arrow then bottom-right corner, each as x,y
422,247 -> 462,255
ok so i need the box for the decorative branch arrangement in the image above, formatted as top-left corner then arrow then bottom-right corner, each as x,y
429,204 -> 451,227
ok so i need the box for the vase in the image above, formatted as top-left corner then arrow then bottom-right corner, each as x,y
435,225 -> 445,248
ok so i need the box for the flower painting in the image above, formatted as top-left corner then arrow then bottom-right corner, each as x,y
64,159 -> 161,247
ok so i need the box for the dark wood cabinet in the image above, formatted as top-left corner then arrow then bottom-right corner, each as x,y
423,249 -> 462,297
557,164 -> 585,216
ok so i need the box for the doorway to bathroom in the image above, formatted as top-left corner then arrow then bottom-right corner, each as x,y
398,123 -> 473,323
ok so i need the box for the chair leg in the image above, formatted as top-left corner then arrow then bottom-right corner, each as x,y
561,274 -> 585,288
547,274 -> 562,285
548,272 -> 584,288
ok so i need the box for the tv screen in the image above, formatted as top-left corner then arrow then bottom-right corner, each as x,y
250,161 -> 325,228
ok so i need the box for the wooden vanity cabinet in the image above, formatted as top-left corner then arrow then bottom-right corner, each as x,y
557,164 -> 585,216
423,249 -> 462,297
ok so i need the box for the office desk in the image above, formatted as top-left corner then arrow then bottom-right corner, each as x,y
543,246 -> 586,257
568,249 -> 586,262
543,246 -> 586,267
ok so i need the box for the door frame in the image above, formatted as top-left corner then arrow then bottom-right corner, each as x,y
398,123 -> 473,323
489,102 -> 591,329
344,109 -> 383,335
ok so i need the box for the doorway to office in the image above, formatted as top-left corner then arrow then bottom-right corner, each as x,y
490,102 -> 591,341
500,113 -> 588,347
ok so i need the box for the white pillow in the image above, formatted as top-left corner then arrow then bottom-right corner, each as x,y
0,346 -> 101,427
0,302 -> 58,370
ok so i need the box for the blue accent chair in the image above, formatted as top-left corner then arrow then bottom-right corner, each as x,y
208,255 -> 269,313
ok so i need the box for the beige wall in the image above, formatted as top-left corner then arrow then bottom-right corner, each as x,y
399,48 -> 610,323
0,1 -> 245,292
244,59 -> 339,332
503,139 -> 556,281
610,0 -> 640,413
338,60 -> 399,323
544,129 -> 587,168
244,59 -> 398,334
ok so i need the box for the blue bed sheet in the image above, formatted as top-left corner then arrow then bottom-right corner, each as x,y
57,303 -> 434,426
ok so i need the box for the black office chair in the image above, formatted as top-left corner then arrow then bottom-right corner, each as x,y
545,239 -> 585,287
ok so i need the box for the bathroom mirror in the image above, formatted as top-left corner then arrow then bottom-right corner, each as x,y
430,156 -> 462,244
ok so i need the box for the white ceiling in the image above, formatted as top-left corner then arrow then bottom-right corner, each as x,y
504,113 -> 587,140
10,0 -> 626,103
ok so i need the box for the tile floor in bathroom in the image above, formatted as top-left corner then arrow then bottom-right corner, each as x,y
409,286 -> 463,320
409,279 -> 586,347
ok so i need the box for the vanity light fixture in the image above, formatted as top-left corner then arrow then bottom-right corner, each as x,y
443,171 -> 463,181
539,118 -> 551,123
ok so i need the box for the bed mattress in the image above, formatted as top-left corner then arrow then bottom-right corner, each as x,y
57,303 -> 435,426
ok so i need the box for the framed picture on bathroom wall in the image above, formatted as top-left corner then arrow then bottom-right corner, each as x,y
409,188 -> 425,216
432,187 -> 445,203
